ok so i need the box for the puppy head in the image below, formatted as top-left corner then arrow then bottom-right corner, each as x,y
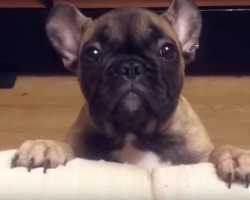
46,0 -> 201,129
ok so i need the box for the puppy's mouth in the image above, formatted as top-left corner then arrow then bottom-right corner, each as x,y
113,90 -> 149,114
119,91 -> 142,112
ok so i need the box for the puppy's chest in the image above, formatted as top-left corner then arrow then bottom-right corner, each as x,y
111,134 -> 172,171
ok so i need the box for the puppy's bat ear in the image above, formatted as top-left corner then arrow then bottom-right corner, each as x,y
162,0 -> 202,64
46,3 -> 92,72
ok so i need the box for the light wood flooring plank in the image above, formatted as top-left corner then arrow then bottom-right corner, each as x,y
0,76 -> 249,150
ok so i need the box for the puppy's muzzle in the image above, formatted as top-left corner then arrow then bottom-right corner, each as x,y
109,61 -> 144,81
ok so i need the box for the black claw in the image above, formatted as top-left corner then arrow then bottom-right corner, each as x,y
227,173 -> 233,189
28,157 -> 35,172
11,154 -> 19,169
246,174 -> 250,189
43,159 -> 51,174
63,159 -> 67,166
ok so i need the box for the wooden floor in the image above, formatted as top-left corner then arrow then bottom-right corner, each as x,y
0,76 -> 250,150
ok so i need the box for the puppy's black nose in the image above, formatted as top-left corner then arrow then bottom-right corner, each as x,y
120,61 -> 144,80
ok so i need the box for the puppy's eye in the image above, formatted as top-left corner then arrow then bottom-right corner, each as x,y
159,43 -> 176,60
84,46 -> 102,63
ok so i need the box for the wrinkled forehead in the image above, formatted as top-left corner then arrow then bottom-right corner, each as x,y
83,8 -> 179,47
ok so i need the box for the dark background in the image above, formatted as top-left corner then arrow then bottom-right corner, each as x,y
1,7 -> 250,75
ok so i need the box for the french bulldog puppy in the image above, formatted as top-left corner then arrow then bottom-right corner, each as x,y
11,0 -> 250,188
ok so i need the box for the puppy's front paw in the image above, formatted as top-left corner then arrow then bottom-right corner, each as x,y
209,145 -> 250,188
11,140 -> 74,173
